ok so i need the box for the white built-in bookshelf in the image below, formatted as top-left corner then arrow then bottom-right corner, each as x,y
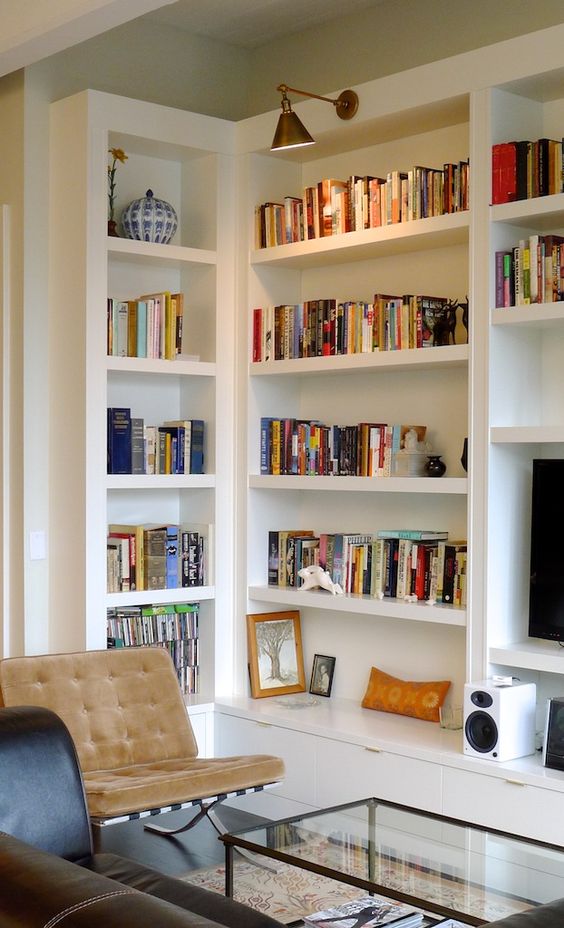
44,24 -> 564,841
238,97 -> 471,714
486,83 -> 564,707
227,29 -> 564,837
47,90 -> 237,703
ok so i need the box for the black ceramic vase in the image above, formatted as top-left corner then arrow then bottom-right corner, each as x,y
461,438 -> 468,473
425,454 -> 447,477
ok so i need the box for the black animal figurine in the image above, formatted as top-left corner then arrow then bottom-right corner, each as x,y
432,297 -> 469,346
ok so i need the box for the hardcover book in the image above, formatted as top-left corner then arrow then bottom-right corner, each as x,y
107,407 -> 131,474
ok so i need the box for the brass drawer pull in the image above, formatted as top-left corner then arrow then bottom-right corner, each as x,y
505,778 -> 526,787
364,746 -> 382,753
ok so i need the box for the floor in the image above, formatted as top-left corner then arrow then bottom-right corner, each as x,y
94,802 -> 265,876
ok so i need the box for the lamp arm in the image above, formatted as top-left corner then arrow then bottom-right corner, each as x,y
276,84 -> 359,121
276,83 -> 339,107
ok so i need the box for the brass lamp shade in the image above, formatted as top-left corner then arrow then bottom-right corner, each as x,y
271,110 -> 315,151
271,83 -> 359,152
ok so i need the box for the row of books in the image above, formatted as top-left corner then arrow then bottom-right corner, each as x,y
268,528 -> 466,604
107,292 -> 184,360
255,162 -> 470,248
261,419 -> 428,478
107,408 -> 205,475
106,602 -> 199,646
252,294 -> 462,362
492,137 -> 564,205
106,602 -> 201,694
107,522 -> 210,593
495,234 -> 564,307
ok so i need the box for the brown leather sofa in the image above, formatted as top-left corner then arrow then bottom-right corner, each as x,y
0,705 -> 284,928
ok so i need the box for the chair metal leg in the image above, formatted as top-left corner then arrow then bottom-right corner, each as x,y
144,800 -> 216,836
205,804 -> 281,873
144,797 -> 282,873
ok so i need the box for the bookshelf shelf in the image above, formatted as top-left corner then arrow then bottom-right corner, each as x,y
248,585 -> 466,626
106,474 -> 216,490
489,640 -> 564,675
490,193 -> 564,230
490,426 -> 564,444
250,211 -> 469,270
250,345 -> 468,377
106,585 -> 215,608
248,475 -> 468,494
491,304 -> 564,328
106,357 -> 216,377
107,236 -> 217,267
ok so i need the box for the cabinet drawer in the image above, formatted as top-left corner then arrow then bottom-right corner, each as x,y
214,712 -> 317,805
316,738 -> 442,814
443,766 -> 564,845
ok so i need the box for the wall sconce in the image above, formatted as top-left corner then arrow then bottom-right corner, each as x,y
271,83 -> 359,151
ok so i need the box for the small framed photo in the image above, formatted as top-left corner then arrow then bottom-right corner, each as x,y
246,610 -> 306,699
309,654 -> 336,697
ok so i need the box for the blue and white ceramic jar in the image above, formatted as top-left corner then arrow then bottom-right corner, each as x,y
120,189 -> 178,245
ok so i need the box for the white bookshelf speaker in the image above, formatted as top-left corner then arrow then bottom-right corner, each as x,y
463,681 -> 536,762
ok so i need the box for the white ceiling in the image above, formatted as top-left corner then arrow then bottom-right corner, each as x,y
144,0 -> 384,49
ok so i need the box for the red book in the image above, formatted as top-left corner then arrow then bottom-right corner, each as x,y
252,308 -> 262,362
492,142 -> 517,204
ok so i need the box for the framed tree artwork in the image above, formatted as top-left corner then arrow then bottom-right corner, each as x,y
246,610 -> 306,698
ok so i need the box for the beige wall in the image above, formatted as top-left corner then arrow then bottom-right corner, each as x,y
30,17 -> 251,121
0,71 -> 24,656
26,0 -> 564,120
249,0 -> 564,115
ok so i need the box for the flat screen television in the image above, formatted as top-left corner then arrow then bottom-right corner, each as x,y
528,458 -> 564,642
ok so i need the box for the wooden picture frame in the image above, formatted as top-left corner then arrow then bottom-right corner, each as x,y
309,654 -> 336,697
246,610 -> 306,698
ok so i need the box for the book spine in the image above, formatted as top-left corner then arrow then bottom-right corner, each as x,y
131,417 -> 145,475
189,420 -> 205,474
107,407 -> 132,474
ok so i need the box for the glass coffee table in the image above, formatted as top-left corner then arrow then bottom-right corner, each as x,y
220,796 -> 564,925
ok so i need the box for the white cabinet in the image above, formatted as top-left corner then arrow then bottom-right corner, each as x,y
316,738 -> 442,813
47,90 -> 236,701
214,711 -> 318,807
442,766 -> 564,845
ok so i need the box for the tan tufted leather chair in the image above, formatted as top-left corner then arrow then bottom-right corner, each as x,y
0,647 -> 284,837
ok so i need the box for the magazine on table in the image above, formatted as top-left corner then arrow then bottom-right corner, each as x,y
303,895 -> 425,928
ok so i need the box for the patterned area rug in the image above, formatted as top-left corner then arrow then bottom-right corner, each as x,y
183,838 -> 534,926
183,859 -> 371,924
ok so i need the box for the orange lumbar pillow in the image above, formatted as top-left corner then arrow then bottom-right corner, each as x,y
361,666 -> 451,723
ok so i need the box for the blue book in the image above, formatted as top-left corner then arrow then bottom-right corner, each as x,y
189,420 -> 205,474
260,417 -> 274,474
165,524 -> 179,589
107,407 -> 131,474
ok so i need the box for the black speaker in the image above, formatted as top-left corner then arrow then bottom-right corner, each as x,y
543,697 -> 564,770
463,681 -> 536,762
